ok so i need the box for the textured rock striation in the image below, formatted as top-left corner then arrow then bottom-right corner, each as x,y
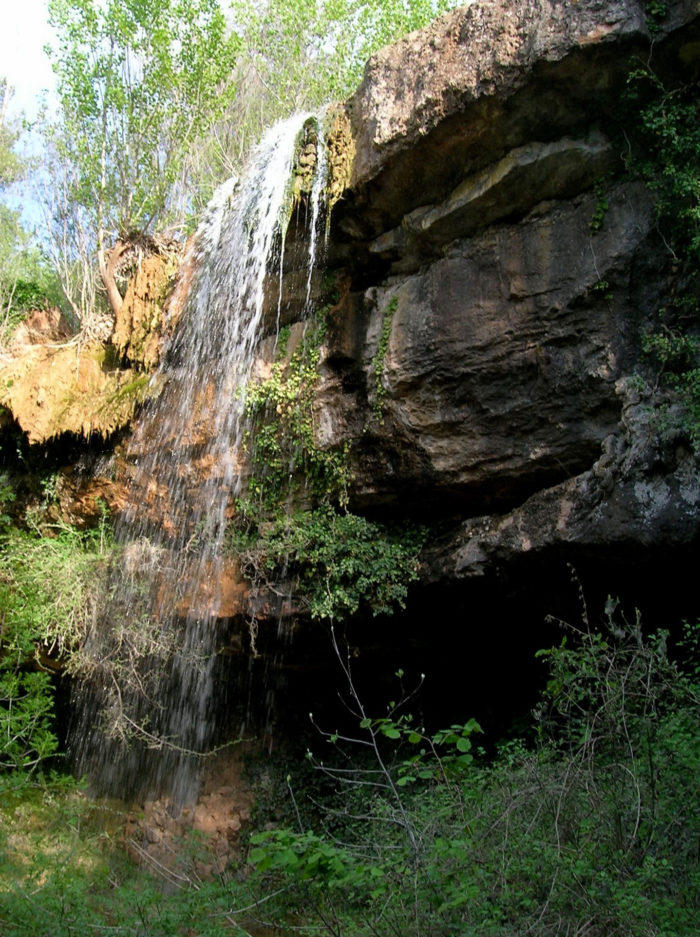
313,0 -> 700,587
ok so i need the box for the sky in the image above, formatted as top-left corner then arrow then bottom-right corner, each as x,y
1,0 -> 56,122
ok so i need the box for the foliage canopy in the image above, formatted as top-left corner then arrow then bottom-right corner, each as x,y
47,0 -> 240,241
45,0 -> 240,318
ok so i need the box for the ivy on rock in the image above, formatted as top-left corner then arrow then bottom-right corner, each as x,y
230,316 -> 425,622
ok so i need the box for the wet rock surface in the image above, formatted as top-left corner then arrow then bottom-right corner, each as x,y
124,746 -> 255,881
322,180 -> 660,515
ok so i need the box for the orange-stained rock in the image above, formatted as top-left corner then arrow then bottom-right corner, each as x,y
173,555 -> 248,620
55,471 -> 129,529
9,307 -> 74,347
126,743 -> 256,879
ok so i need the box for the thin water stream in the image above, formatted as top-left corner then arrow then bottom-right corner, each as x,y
69,113 -> 328,805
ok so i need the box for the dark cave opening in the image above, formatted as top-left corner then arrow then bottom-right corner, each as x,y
50,538 -> 698,800
228,540 -> 699,761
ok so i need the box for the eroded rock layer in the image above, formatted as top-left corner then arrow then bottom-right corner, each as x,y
313,0 -> 700,583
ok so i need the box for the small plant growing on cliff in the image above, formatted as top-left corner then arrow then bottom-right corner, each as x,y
232,308 -> 425,625
643,0 -> 668,33
244,318 -> 349,512
589,181 -> 609,233
237,509 -> 425,621
372,295 -> 398,422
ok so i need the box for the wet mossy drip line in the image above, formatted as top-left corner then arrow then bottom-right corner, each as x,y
68,114 -> 331,805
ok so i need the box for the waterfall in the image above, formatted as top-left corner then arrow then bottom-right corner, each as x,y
69,113 -> 329,806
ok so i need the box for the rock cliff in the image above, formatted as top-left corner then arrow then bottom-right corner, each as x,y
315,0 -> 700,586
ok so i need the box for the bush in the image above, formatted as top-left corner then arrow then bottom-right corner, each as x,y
236,508 -> 425,620
245,609 -> 700,936
0,515 -> 113,775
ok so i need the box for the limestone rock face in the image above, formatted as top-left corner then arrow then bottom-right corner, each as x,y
0,342 -> 147,444
8,308 -> 74,348
322,180 -> 659,515
2,0 -> 699,606
339,0 -> 697,237
313,0 -> 700,582
422,381 -> 700,582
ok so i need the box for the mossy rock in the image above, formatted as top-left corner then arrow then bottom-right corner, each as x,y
113,252 -> 179,370
0,342 -> 152,443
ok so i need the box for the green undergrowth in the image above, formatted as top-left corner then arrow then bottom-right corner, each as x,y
0,496 -> 113,775
245,609 -> 700,937
0,775 -> 260,937
1,609 -> 697,937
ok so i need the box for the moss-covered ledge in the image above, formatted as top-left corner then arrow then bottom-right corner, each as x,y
0,341 -> 151,444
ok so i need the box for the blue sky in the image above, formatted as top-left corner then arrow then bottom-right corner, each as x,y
1,0 -> 56,121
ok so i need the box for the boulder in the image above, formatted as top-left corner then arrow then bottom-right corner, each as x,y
338,0 -> 698,237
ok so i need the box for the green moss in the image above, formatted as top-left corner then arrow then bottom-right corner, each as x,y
231,308 -> 426,623
244,319 -> 348,512
105,373 -> 151,405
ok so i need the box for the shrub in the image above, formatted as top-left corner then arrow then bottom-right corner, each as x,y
0,515 -> 113,775
236,508 -> 425,620
245,609 -> 700,936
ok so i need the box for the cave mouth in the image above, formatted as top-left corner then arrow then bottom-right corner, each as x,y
222,541 -> 699,762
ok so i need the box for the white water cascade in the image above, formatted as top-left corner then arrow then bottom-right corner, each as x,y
69,114 -> 329,805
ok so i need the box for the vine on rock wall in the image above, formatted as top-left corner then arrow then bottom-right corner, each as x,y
371,295 -> 398,424
229,315 -> 424,623
625,58 -> 700,448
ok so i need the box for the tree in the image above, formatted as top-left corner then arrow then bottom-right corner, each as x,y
42,0 -> 458,325
207,0 -> 457,189
232,0 -> 458,108
0,81 -> 60,342
0,81 -> 23,188
45,0 -> 241,321
0,81 -> 25,338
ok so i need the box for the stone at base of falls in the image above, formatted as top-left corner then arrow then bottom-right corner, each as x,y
124,745 -> 255,881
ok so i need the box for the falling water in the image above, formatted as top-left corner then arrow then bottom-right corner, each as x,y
69,113 -> 329,805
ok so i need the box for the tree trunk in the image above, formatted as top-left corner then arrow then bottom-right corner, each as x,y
98,240 -> 130,320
